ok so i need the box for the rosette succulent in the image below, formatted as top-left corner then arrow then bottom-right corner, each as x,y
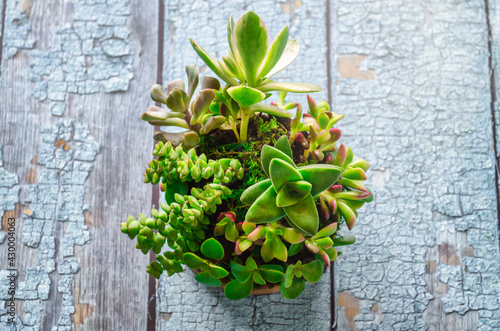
121,11 -> 373,301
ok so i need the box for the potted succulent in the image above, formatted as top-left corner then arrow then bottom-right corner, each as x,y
121,11 -> 372,300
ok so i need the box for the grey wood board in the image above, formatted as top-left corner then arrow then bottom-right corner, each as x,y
0,0 -> 158,329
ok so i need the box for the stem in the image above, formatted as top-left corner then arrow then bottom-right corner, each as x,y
239,108 -> 251,143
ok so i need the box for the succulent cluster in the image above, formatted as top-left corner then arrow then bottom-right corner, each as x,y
122,11 -> 373,301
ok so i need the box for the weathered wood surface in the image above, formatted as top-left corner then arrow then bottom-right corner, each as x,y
0,0 -> 499,330
0,0 -> 157,330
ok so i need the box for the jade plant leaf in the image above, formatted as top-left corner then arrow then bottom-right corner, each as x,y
300,260 -> 323,283
183,252 -> 203,269
230,261 -> 253,283
234,11 -> 269,86
200,238 -> 224,260
266,39 -> 299,78
227,86 -> 266,109
276,181 -> 312,208
209,265 -> 230,279
245,257 -> 258,270
271,234 -> 288,262
259,266 -> 285,283
195,271 -> 221,287
252,271 -> 266,285
225,277 -> 254,300
283,194 -> 319,236
281,275 -> 306,299
298,164 -> 343,197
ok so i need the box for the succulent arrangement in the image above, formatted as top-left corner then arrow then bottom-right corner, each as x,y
121,11 -> 372,300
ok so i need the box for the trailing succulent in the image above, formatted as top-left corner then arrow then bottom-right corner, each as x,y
121,11 -> 373,300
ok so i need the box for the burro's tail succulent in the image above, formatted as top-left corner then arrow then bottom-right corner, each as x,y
240,136 -> 342,236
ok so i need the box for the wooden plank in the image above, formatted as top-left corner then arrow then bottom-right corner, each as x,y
331,0 -> 500,329
0,0 -> 158,329
157,1 -> 332,330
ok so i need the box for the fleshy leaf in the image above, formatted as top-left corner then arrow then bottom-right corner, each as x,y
209,265 -> 229,279
284,265 -> 294,288
240,179 -> 272,205
259,266 -> 285,283
245,257 -> 258,271
283,194 -> 319,236
298,164 -> 343,196
261,234 -> 274,262
245,186 -> 285,224
186,64 -> 199,102
276,181 -> 312,207
274,135 -> 293,159
190,39 -> 239,86
266,39 -> 299,78
288,242 -> 304,256
230,261 -> 253,283
195,271 -> 222,287
333,234 -> 356,246
227,86 -> 265,109
271,235 -> 288,262
261,145 -> 296,178
251,103 -> 292,118
200,116 -> 226,134
281,228 -> 305,244
166,88 -> 187,112
337,199 -> 357,230
258,82 -> 322,93
165,179 -> 188,204
258,25 -> 289,78
269,159 -> 303,192
234,11 -> 269,86
191,89 -> 215,125
280,276 -> 306,299
300,260 -> 323,283
200,238 -> 224,260
314,222 -> 338,239
224,277 -> 253,300
153,131 -> 183,146
182,252 -> 204,269
253,271 -> 267,285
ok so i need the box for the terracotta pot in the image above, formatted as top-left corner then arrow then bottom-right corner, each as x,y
191,268 -> 280,295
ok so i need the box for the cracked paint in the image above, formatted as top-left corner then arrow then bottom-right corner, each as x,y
0,145 -> 20,244
333,0 -> 500,330
0,120 -> 100,330
3,0 -> 134,117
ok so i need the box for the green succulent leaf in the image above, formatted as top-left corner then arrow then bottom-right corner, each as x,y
259,266 -> 285,283
224,277 -> 253,300
200,115 -> 226,135
271,235 -> 288,262
195,271 -> 222,287
314,222 -> 338,239
333,234 -> 356,246
165,179 -> 188,204
200,238 -> 224,260
209,265 -> 229,279
182,253 -> 204,269
261,234 -> 274,263
153,131 -> 183,146
227,86 -> 266,109
298,164 -> 343,197
284,265 -> 295,288
240,179 -> 272,205
230,261 -> 253,283
190,39 -> 239,86
258,25 -> 289,78
281,228 -> 305,244
166,88 -> 188,112
276,181 -> 312,207
186,64 -> 199,102
283,194 -> 319,236
288,242 -> 304,256
251,103 -> 292,118
258,82 -> 322,93
269,158 -> 303,192
245,186 -> 285,224
252,271 -> 267,285
191,89 -> 215,125
300,260 -> 324,283
280,276 -> 306,299
274,135 -> 293,159
261,145 -> 296,178
234,11 -> 269,86
266,39 -> 299,78
245,257 -> 258,271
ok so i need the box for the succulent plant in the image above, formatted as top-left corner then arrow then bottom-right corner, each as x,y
241,135 -> 342,236
122,10 -> 373,301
